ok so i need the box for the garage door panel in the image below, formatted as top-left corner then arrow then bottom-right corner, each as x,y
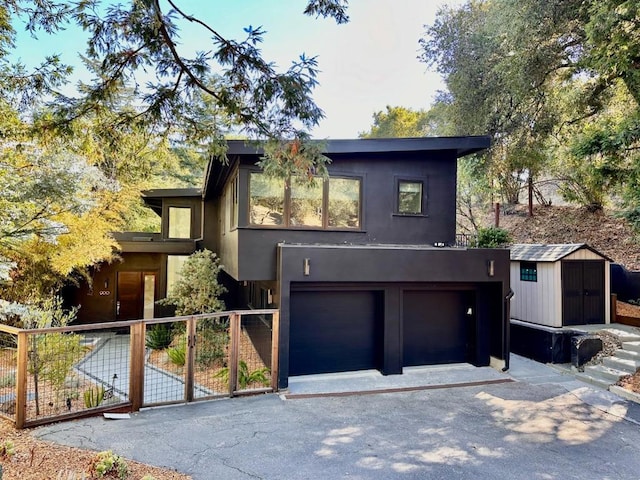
290,290 -> 381,376
403,291 -> 470,366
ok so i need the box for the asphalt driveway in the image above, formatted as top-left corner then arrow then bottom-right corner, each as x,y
36,357 -> 640,479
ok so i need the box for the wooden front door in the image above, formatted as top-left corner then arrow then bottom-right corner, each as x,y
117,272 -> 157,321
562,260 -> 605,326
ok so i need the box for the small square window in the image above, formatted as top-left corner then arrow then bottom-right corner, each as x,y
398,181 -> 423,214
520,261 -> 537,282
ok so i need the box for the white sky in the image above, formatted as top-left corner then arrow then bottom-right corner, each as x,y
12,0 -> 465,139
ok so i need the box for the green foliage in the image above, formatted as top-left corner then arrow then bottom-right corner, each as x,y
0,372 -> 15,388
92,450 -> 128,479
30,332 -> 85,395
359,106 -> 452,138
0,440 -> 15,458
215,360 -> 271,390
167,339 -> 186,367
475,227 -> 511,248
158,250 -> 226,316
83,386 -> 105,408
145,324 -> 173,351
196,326 -> 229,367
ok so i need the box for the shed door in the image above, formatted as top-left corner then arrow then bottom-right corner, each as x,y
562,260 -> 605,326
289,290 -> 382,376
403,291 -> 473,366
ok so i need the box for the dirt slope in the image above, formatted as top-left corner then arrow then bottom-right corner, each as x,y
488,205 -> 640,271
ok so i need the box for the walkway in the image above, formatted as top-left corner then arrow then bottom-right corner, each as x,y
75,333 -> 211,405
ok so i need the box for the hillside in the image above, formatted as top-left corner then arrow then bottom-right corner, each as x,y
482,205 -> 640,271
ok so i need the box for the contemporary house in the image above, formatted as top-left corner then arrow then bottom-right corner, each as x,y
67,137 -> 512,389
510,243 -> 612,363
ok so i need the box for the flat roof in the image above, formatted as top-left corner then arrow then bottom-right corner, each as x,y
224,136 -> 491,158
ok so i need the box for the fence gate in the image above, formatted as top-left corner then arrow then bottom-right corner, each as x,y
0,309 -> 279,429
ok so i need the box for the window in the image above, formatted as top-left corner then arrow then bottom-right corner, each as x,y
249,173 -> 285,225
248,172 -> 361,229
290,180 -> 323,227
520,261 -> 537,282
168,207 -> 192,238
328,177 -> 361,228
166,255 -> 188,294
397,180 -> 423,214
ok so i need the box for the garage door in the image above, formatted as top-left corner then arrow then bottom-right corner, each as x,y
403,290 -> 472,366
289,290 -> 382,376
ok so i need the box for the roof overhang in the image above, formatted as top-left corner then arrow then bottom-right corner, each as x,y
203,136 -> 491,198
141,188 -> 202,215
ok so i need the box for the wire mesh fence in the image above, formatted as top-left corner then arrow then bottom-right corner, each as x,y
0,328 -> 18,422
0,310 -> 278,428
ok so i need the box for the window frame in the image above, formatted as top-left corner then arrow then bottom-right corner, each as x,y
394,176 -> 428,217
247,170 -> 363,231
520,261 -> 538,282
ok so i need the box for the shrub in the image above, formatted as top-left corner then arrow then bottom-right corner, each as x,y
145,323 -> 173,350
215,360 -> 270,390
0,440 -> 15,458
92,450 -> 128,479
83,386 -> 105,408
157,249 -> 226,315
196,326 -> 229,367
167,341 -> 186,367
475,227 -> 511,248
0,372 -> 15,388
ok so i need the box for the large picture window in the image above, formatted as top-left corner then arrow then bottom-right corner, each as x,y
248,172 -> 361,229
168,207 -> 192,238
249,173 -> 285,225
328,177 -> 361,228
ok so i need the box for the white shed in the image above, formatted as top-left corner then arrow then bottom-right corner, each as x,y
510,243 -> 612,328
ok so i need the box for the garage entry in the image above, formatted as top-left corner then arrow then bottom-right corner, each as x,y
403,290 -> 474,366
289,289 -> 383,376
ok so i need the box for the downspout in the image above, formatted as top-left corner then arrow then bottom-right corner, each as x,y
502,289 -> 514,371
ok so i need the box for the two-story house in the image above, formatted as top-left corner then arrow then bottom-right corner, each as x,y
67,137 -> 511,389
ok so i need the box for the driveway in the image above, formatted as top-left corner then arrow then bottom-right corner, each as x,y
36,356 -> 640,479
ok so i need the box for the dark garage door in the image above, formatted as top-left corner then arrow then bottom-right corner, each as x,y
289,290 -> 382,376
403,290 -> 472,366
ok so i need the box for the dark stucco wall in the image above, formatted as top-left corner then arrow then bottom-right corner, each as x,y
220,150 -> 459,281
275,245 -> 511,388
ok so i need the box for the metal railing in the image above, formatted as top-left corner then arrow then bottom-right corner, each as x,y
0,309 -> 279,429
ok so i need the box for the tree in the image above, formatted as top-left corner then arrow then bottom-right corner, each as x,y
158,249 -> 226,316
421,0 -> 640,212
2,1 -> 350,177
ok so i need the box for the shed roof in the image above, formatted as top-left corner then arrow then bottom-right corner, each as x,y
510,243 -> 613,262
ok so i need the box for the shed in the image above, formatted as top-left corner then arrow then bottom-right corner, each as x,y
510,243 -> 612,328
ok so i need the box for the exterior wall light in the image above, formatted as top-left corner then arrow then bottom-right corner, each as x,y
303,258 -> 311,276
487,260 -> 495,277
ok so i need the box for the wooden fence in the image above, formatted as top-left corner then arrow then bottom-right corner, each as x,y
0,309 -> 279,429
611,294 -> 640,327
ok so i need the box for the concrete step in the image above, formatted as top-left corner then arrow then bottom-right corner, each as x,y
614,348 -> 640,361
603,356 -> 640,374
582,364 -> 628,383
574,371 -> 615,390
622,341 -> 640,354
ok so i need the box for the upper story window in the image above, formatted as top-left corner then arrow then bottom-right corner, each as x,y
397,180 -> 424,215
249,172 -> 361,229
168,207 -> 192,238
520,261 -> 537,282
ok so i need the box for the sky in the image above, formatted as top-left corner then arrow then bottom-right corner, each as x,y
12,0 -> 465,139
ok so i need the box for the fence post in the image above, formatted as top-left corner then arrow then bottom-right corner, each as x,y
611,293 -> 617,323
271,311 -> 280,391
228,313 -> 240,396
129,322 -> 145,411
185,317 -> 196,402
15,330 -> 28,429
